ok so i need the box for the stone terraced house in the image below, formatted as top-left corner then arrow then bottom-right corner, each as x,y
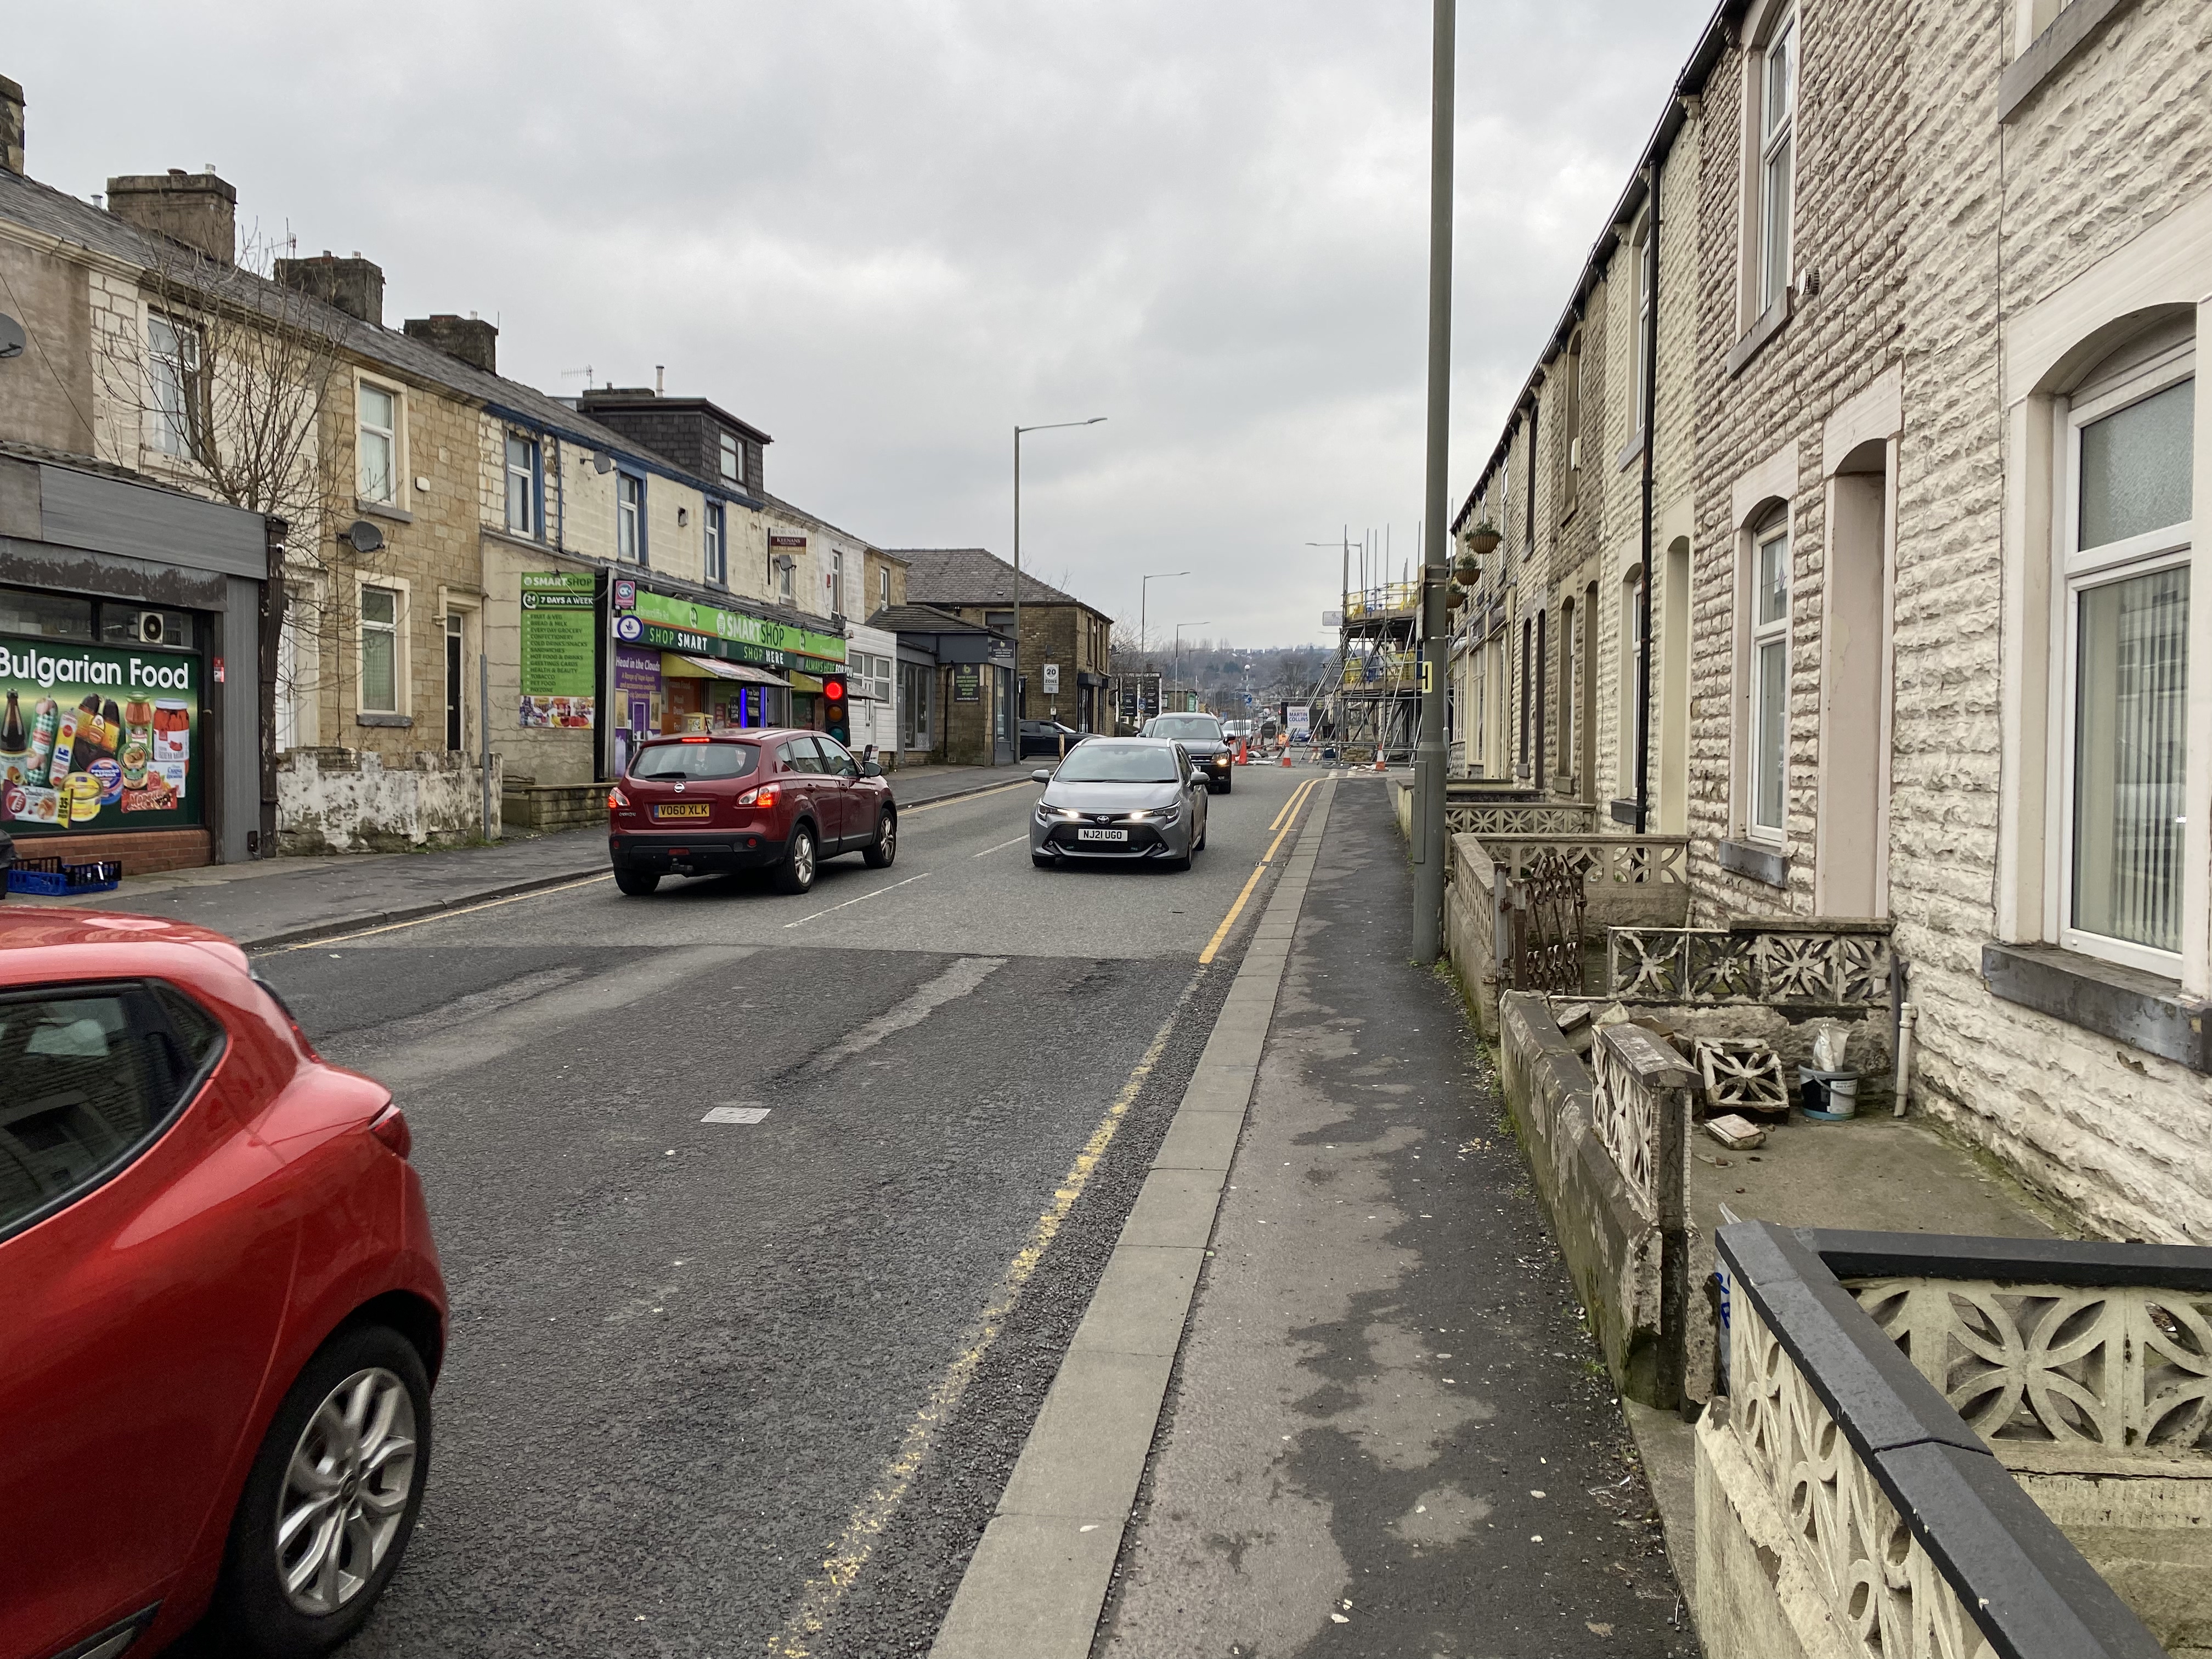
1448,0 -> 2212,1243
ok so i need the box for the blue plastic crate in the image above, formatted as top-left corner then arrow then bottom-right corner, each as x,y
7,857 -> 122,896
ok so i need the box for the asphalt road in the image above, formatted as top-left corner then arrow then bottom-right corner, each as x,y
234,763 -> 1318,1659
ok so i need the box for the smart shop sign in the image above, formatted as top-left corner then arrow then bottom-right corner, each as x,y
0,641 -> 195,692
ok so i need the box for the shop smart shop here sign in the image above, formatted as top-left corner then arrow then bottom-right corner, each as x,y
626,590 -> 845,670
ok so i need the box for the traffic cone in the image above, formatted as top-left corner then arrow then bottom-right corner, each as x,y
1372,753 -> 1386,773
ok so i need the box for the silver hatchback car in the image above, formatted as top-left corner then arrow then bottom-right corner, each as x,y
1029,737 -> 1210,871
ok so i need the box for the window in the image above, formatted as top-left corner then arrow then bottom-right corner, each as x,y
831,550 -> 844,616
900,660 -> 932,749
703,503 -> 727,585
0,982 -> 224,1240
360,584 -> 400,714
719,432 -> 741,484
778,553 -> 795,603
505,433 -> 539,537
879,565 -> 890,612
1561,336 -> 1583,511
1632,217 -> 1653,432
1758,13 -> 1797,316
1748,520 -> 1790,839
0,586 -> 94,640
617,472 -> 645,564
358,382 -> 398,504
853,651 -> 893,703
2061,365 -> 2194,969
148,314 -> 199,459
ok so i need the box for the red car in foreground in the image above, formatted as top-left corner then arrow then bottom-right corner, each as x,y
0,909 -> 446,1659
606,728 -> 898,896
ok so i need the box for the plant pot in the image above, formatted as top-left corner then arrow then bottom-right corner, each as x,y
1468,528 -> 1502,556
1452,553 -> 1481,584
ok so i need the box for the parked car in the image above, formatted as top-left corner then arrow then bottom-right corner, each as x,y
0,909 -> 446,1659
1142,713 -> 1235,793
1018,719 -> 1085,759
1029,737 -> 1209,871
607,728 -> 896,897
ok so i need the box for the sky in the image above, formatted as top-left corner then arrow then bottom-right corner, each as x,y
12,1 -> 1712,650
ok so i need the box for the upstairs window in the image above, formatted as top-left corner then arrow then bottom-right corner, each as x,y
505,433 -> 539,537
148,314 -> 200,460
719,432 -> 741,484
703,501 -> 727,585
1758,14 -> 1797,317
2062,364 -> 2194,969
831,550 -> 844,615
358,382 -> 399,504
617,471 -> 645,564
879,565 -> 890,611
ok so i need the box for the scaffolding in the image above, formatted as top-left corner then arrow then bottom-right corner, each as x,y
1318,581 -> 1423,764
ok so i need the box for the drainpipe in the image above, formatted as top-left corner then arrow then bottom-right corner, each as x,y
1894,1002 -> 1918,1118
1634,149 -> 1662,836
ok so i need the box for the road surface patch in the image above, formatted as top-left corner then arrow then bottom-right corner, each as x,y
701,1104 -> 771,1124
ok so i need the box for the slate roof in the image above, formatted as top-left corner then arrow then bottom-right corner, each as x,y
867,602 -> 1007,637
0,166 -> 743,504
890,546 -> 1096,611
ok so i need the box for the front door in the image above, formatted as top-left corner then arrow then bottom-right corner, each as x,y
444,616 -> 463,751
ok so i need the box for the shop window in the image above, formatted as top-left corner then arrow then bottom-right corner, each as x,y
360,585 -> 401,715
1747,517 -> 1791,841
2060,366 -> 2194,971
704,503 -> 727,586
98,605 -> 194,650
505,433 -> 540,538
358,381 -> 399,505
617,472 -> 646,565
0,587 -> 95,641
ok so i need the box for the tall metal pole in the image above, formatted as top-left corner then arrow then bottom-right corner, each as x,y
1012,425 -> 1022,735
1412,0 -> 1456,962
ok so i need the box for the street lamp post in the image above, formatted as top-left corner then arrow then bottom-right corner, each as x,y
1013,416 -> 1106,731
1412,0 -> 1457,961
1139,570 -> 1189,669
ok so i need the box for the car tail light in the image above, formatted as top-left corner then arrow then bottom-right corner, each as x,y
680,734 -> 710,743
607,786 -> 629,809
737,785 -> 779,808
368,1103 -> 413,1160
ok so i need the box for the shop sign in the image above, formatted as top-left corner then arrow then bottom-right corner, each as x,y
520,572 -> 597,729
613,644 -> 662,695
632,589 -> 845,668
0,636 -> 201,833
952,664 -> 981,703
986,637 -> 1015,669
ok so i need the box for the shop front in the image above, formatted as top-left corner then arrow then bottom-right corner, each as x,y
607,584 -> 845,773
0,455 -> 273,872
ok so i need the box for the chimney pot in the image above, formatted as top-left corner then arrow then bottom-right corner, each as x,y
274,253 -> 384,325
0,75 -> 22,177
403,312 -> 497,374
106,169 -> 239,265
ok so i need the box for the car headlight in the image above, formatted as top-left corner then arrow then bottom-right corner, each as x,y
1037,803 -> 1085,822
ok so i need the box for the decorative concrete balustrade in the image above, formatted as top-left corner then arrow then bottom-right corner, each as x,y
1609,918 -> 1891,1007
1444,800 -> 1599,837
1701,1223 -> 2198,1659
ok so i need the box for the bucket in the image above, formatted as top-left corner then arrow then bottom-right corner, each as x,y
1798,1066 -> 1860,1120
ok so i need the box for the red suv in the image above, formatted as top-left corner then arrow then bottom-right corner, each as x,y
0,909 -> 446,1659
607,728 -> 898,896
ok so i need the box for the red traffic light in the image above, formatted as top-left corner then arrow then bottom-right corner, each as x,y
822,678 -> 846,702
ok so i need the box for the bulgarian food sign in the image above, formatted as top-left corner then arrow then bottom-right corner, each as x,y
519,572 -> 597,729
0,636 -> 201,832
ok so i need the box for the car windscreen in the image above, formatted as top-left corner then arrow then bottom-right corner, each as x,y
1150,716 -> 1222,742
1055,745 -> 1182,783
629,742 -> 760,781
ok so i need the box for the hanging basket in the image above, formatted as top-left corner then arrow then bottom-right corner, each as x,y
1452,552 -> 1481,585
1446,584 -> 1469,610
1467,524 -> 1503,557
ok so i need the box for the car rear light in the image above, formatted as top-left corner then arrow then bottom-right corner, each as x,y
607,786 -> 629,809
737,785 -> 778,807
680,734 -> 710,743
368,1103 -> 413,1160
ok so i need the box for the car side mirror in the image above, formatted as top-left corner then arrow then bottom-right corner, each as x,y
1190,768 -> 1207,786
862,760 -> 882,776
1030,769 -> 1052,783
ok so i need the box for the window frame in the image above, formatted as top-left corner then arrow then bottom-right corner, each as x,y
146,312 -> 201,460
703,501 -> 727,587
1746,515 -> 1792,844
1756,10 -> 1798,319
357,376 -> 403,505
357,577 -> 407,716
505,431 -> 541,539
719,431 -> 741,486
2051,343 -> 2197,975
616,469 -> 647,566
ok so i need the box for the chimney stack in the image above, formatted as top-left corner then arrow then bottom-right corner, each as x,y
0,76 -> 22,176
274,251 -> 384,325
105,168 -> 238,264
403,313 -> 498,374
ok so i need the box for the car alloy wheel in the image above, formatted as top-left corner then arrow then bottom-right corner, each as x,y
277,1367 -> 420,1616
776,825 -> 817,894
864,810 -> 897,868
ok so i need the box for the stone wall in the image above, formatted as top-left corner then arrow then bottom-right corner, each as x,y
276,745 -> 499,854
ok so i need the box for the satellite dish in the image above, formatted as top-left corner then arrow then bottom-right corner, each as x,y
0,313 -> 24,360
346,519 -> 385,555
592,451 -> 614,475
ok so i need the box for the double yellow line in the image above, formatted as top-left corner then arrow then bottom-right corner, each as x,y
1197,776 -> 1321,966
